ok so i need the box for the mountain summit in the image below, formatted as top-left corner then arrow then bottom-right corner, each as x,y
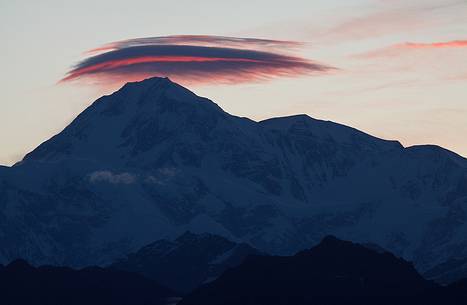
1,77 -> 466,270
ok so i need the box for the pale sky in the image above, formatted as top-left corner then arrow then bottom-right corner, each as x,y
1,0 -> 466,165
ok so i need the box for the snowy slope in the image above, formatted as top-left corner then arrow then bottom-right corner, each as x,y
1,77 -> 466,270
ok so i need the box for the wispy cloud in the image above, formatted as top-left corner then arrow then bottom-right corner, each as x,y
145,167 -> 178,185
394,40 -> 467,49
86,35 -> 304,55
320,0 -> 466,43
88,168 -> 178,185
355,39 -> 467,58
89,170 -> 136,184
60,35 -> 334,86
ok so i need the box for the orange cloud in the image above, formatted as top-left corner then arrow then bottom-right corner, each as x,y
398,40 -> 467,49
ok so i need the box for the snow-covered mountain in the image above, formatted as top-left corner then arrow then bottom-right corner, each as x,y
1,77 -> 466,271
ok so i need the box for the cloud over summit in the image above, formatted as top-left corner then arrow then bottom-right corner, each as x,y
61,35 -> 333,86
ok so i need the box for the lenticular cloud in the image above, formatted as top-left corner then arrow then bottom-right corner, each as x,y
60,35 -> 333,86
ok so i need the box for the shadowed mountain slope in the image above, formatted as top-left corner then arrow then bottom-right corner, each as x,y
110,231 -> 262,293
180,236 -> 467,305
0,259 -> 175,305
0,77 -> 466,272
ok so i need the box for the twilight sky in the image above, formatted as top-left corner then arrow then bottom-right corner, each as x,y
1,0 -> 466,165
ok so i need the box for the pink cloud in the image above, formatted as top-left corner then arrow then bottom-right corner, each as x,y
398,40 -> 467,49
356,39 -> 467,58
320,0 -> 466,43
85,35 -> 304,55
62,35 -> 334,86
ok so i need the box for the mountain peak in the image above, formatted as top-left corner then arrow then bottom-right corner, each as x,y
295,235 -> 359,257
112,76 -> 206,109
110,232 -> 260,293
122,76 -> 173,87
319,234 -> 345,246
20,76 -> 227,164
119,76 -> 187,97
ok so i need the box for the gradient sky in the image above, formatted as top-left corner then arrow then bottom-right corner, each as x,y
1,0 -> 466,165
